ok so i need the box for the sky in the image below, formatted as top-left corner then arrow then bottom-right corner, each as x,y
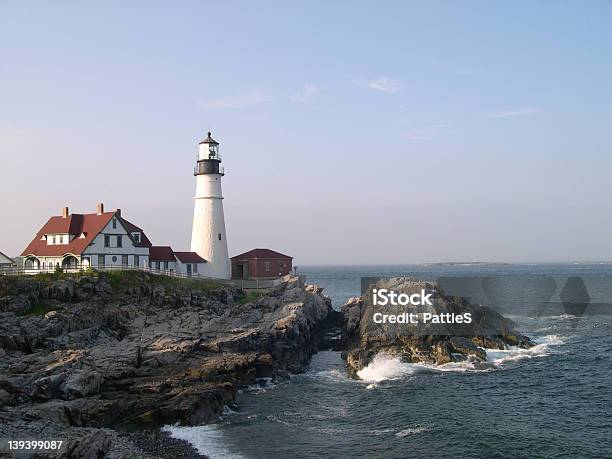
1,1 -> 612,264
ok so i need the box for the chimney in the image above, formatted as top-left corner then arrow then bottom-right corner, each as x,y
97,203 -> 104,215
116,208 -> 121,218
62,206 -> 69,218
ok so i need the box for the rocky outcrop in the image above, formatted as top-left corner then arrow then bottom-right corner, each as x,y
0,271 -> 335,458
341,277 -> 534,375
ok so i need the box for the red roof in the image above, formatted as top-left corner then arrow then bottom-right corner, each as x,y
22,211 -> 117,257
149,246 -> 176,262
122,218 -> 153,248
231,248 -> 292,260
174,252 -> 207,263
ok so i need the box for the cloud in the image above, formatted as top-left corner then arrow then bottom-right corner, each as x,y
290,84 -> 319,103
403,131 -> 430,141
356,77 -> 401,94
488,108 -> 542,119
198,90 -> 271,110
399,121 -> 453,141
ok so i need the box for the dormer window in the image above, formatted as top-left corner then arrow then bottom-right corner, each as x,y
132,232 -> 140,242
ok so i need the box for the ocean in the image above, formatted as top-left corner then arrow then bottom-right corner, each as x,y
165,264 -> 612,458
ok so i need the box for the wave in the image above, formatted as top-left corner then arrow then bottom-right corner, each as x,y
395,424 -> 433,438
162,424 -> 245,459
239,377 -> 280,394
357,335 -> 564,383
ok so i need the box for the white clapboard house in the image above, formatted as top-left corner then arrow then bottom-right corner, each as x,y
21,203 -> 206,276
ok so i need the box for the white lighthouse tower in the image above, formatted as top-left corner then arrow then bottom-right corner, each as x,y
190,131 -> 231,279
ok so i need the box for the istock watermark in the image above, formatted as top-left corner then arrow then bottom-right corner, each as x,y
359,276 -> 612,337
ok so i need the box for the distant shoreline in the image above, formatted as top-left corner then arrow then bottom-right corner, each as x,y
299,261 -> 612,268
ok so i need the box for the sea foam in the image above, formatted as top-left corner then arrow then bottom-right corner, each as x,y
162,424 -> 244,459
356,335 -> 564,383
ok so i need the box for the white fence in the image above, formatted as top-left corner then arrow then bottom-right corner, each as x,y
0,265 -> 299,290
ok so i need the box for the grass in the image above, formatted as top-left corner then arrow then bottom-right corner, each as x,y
17,302 -> 59,317
237,290 -> 266,305
104,269 -> 222,292
33,266 -> 98,282
3,268 -> 225,299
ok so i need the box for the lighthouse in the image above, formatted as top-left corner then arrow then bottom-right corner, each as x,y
190,131 -> 231,279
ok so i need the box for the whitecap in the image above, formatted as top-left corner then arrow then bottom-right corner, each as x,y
162,424 -> 245,459
356,335 -> 565,383
395,425 -> 432,437
484,334 -> 564,365
356,354 -> 424,382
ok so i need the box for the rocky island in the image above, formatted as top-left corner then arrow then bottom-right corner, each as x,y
341,277 -> 534,374
0,271 -> 340,458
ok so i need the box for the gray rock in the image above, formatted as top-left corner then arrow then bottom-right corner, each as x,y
0,272 -> 336,451
341,277 -> 534,374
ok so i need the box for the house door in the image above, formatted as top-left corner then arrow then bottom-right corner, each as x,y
186,264 -> 192,276
236,264 -> 244,279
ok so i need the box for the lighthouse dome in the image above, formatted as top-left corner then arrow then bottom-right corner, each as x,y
199,131 -> 219,145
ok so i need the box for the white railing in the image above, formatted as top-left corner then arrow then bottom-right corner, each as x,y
0,265 -> 299,290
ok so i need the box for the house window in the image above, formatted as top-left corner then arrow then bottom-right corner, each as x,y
122,255 -> 128,266
163,261 -> 168,270
52,236 -> 56,244
104,235 -> 110,247
134,255 -> 139,267
193,263 -> 198,274
112,219 -> 117,229
117,235 -> 122,248
98,255 -> 105,266
280,262 -> 285,268
112,256 -> 118,263
155,261 -> 160,270
218,233 -> 222,241
265,261 -> 271,272
133,232 -> 140,242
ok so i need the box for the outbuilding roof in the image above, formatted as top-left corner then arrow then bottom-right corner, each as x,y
0,251 -> 14,264
174,252 -> 207,263
149,246 -> 177,262
231,248 -> 293,260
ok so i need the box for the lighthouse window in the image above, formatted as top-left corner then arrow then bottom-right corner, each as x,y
218,233 -> 222,241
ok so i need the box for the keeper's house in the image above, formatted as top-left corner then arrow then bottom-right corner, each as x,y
231,248 -> 293,279
21,203 -> 208,275
21,203 -> 151,271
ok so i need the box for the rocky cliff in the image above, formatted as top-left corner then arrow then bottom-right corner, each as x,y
341,277 -> 534,375
0,271 -> 337,458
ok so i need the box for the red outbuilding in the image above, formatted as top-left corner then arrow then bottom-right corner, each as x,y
231,248 -> 293,279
